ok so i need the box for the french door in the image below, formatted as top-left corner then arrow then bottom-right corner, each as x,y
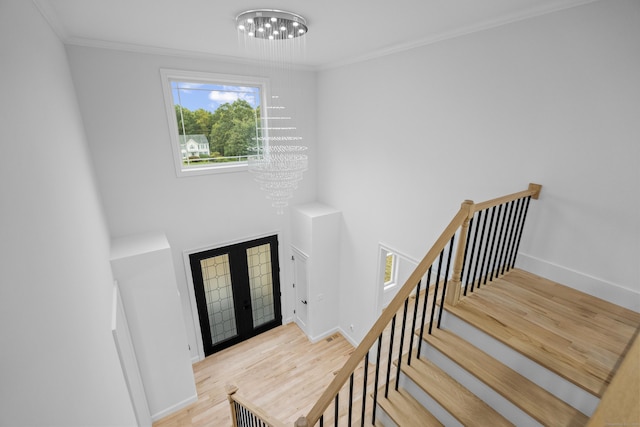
189,235 -> 282,356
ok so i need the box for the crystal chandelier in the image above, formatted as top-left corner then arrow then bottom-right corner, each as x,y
249,145 -> 308,215
236,9 -> 308,40
238,10 -> 309,214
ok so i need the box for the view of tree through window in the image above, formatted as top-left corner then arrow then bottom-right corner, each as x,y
384,252 -> 396,285
171,81 -> 262,168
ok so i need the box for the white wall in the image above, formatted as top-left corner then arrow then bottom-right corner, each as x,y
316,0 -> 640,342
0,1 -> 136,425
111,233 -> 197,419
65,46 -> 317,360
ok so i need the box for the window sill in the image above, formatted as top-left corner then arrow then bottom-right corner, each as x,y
175,162 -> 248,178
383,282 -> 398,292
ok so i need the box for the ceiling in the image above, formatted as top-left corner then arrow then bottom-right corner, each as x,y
34,0 -> 596,69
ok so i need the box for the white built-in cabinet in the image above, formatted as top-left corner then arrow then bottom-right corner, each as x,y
291,203 -> 341,342
110,232 -> 197,421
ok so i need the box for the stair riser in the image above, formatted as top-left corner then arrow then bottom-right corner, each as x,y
420,342 -> 541,426
440,310 -> 599,416
373,408 -> 398,427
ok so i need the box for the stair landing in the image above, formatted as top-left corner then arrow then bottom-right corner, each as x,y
444,268 -> 640,398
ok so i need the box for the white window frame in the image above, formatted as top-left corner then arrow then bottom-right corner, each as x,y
383,251 -> 398,289
375,243 -> 420,314
160,69 -> 270,178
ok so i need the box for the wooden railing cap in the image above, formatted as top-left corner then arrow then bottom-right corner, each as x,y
294,416 -> 309,427
528,183 -> 542,200
225,383 -> 239,396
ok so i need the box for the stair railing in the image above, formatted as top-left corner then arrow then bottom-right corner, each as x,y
447,183 -> 542,305
227,384 -> 287,427
294,183 -> 541,427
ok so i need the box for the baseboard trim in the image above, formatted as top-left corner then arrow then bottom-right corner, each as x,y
337,327 -> 359,348
517,253 -> 640,312
301,325 -> 361,348
151,393 -> 198,422
307,326 -> 341,344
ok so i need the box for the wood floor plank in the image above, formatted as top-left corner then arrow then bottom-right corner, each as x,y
153,323 -> 361,427
487,278 -> 635,348
497,275 -> 639,344
505,270 -> 640,326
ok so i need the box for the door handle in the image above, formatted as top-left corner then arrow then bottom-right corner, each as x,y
300,299 -> 307,305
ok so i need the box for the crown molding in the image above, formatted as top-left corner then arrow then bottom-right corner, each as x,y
34,0 -> 599,72
320,0 -> 600,70
64,36 -> 320,72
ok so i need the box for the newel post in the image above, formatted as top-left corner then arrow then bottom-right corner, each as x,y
226,383 -> 240,427
295,416 -> 309,427
446,200 -> 475,306
528,183 -> 542,200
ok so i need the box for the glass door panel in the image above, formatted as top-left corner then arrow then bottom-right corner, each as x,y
200,254 -> 238,345
246,243 -> 276,328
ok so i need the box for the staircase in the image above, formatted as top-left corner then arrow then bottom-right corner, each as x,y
227,184 -> 640,427
376,268 -> 640,426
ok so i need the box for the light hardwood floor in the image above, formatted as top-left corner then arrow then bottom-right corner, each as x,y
153,323 -> 357,427
154,283 -> 437,427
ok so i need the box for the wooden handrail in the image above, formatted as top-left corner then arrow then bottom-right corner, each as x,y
472,183 -> 541,214
298,183 -> 541,426
301,207 -> 469,425
227,383 -> 287,427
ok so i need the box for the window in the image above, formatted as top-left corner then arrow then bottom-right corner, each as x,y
161,70 -> 268,177
377,245 -> 419,312
384,251 -> 397,288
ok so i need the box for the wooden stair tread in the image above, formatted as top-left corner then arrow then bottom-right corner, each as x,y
445,298 -> 606,396
478,272 -> 638,358
503,270 -> 640,327
445,269 -> 640,397
376,387 -> 443,427
425,328 -> 589,427
400,351 -> 514,426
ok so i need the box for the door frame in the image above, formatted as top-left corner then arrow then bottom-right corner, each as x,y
183,231 -> 285,362
291,246 -> 310,335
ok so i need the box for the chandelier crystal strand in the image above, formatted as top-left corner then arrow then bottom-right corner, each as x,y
248,146 -> 308,214
248,94 -> 308,214
238,9 -> 309,214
